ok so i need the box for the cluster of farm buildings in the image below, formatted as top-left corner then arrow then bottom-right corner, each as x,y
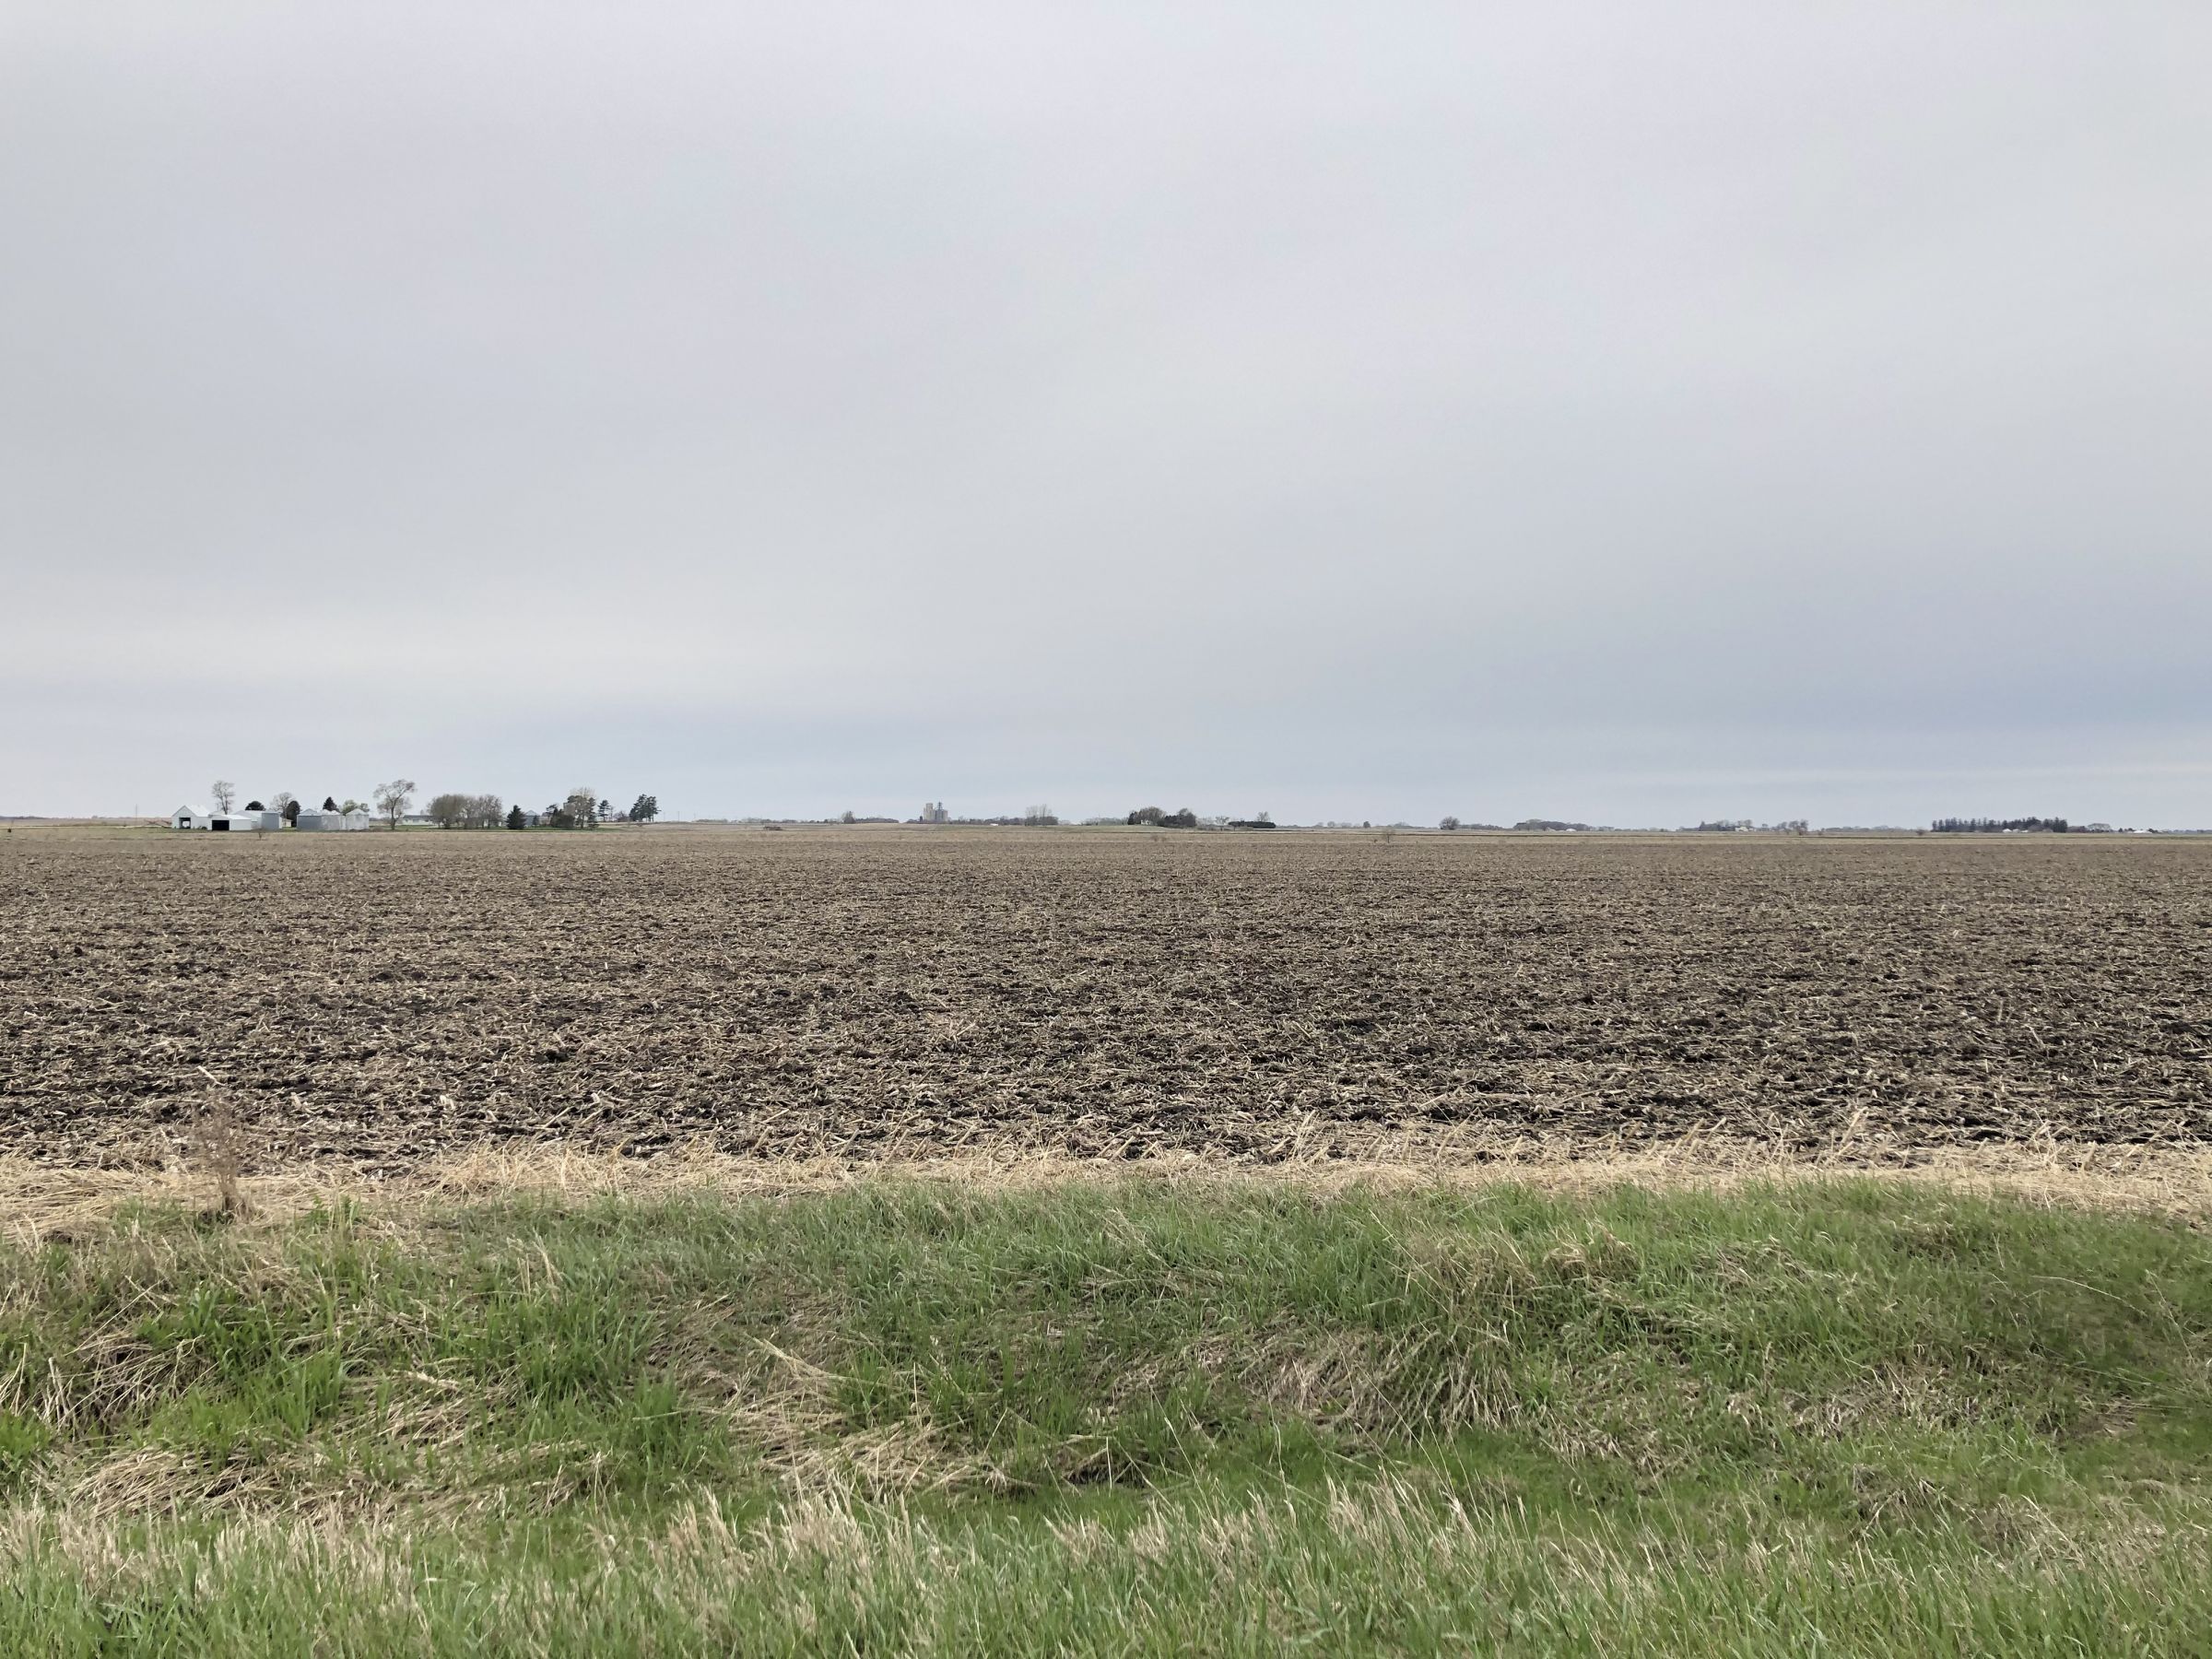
170,806 -> 371,832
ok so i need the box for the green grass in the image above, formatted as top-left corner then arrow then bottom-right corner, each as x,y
3,1176 -> 2209,1654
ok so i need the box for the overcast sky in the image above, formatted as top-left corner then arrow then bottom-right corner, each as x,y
4,5 -> 2206,826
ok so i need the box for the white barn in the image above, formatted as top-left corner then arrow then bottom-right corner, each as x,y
171,806 -> 207,830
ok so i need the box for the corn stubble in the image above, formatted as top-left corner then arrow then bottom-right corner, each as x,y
2,828 -> 2207,1171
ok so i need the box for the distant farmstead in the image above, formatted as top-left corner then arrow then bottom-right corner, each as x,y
171,805 -> 367,831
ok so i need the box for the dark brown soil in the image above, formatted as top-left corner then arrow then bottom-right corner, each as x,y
3,829 -> 2207,1168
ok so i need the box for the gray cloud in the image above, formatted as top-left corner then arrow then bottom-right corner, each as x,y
5,4 -> 2208,825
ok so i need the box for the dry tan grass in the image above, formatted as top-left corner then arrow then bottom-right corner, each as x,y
1,1127 -> 2208,1245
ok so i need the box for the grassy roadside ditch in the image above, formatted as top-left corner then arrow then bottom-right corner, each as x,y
3,1171 -> 2209,1654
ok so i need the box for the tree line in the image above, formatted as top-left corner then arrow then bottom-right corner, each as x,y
424,788 -> 662,830
1931,817 -> 2070,834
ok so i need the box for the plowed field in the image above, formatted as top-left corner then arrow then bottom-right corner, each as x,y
3,829 -> 2207,1167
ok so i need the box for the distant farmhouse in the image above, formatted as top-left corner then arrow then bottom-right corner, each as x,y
171,805 -> 368,831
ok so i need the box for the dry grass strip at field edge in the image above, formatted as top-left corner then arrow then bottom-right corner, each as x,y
5,1131 -> 2210,1242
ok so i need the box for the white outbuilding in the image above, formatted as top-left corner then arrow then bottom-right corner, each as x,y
171,806 -> 207,830
208,810 -> 283,832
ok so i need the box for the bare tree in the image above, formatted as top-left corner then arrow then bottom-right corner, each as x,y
210,780 -> 236,814
1440,816 -> 1461,830
564,786 -> 598,828
372,779 -> 417,830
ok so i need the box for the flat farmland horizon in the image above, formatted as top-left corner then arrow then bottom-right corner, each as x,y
3,826 -> 2207,1170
